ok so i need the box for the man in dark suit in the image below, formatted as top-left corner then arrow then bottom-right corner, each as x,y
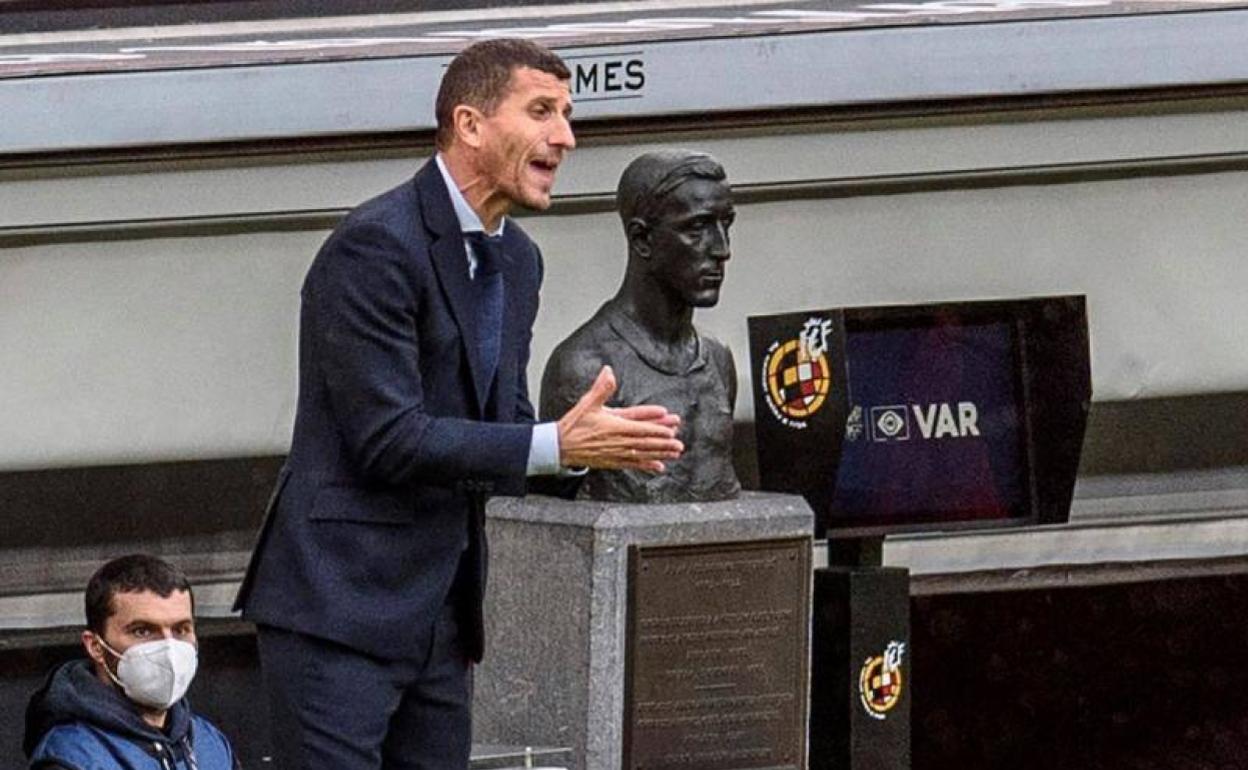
233,39 -> 683,770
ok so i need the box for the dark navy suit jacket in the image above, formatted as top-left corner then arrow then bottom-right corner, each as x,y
234,159 -> 543,662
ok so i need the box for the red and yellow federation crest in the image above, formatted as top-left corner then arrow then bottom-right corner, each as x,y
858,640 -> 906,720
762,317 -> 833,428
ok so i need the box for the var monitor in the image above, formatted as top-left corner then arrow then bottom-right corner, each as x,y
748,296 -> 1090,538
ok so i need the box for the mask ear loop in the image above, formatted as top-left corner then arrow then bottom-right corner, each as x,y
92,634 -> 129,692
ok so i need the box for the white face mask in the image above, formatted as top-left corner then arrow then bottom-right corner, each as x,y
98,637 -> 198,710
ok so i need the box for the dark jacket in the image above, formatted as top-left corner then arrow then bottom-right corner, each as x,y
233,159 -> 544,662
24,659 -> 237,770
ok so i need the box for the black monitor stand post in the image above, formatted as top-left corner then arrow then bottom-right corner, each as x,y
810,538 -> 911,770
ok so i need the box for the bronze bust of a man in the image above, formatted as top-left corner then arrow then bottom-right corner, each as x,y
540,150 -> 741,502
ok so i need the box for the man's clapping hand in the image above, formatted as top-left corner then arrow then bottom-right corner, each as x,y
557,366 -> 683,472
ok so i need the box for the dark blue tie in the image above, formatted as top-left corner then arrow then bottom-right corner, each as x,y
465,232 -> 504,406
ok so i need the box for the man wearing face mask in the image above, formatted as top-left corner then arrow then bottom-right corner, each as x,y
23,554 -> 239,770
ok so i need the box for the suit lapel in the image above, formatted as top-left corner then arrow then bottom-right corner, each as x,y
414,161 -> 489,416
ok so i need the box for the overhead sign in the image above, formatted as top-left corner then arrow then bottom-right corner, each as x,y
3,0 -> 1248,153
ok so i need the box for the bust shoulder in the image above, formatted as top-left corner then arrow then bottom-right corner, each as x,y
697,327 -> 735,371
539,312 -> 615,421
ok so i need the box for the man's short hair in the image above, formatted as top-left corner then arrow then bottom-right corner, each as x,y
617,150 -> 727,226
85,554 -> 193,634
435,38 -> 571,150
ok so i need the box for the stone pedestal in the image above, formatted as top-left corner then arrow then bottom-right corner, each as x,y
473,492 -> 815,770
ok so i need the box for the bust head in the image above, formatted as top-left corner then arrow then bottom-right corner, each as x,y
617,150 -> 735,309
539,149 -> 742,503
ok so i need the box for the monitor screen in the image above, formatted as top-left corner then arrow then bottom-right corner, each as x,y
748,296 -> 1089,538
827,319 -> 1029,531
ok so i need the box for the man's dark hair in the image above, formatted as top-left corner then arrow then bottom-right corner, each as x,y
85,554 -> 193,634
435,38 -> 571,150
617,150 -> 727,227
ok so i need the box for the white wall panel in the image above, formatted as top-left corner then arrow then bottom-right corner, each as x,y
529,169 -> 1248,421
3,115 -> 1248,469
6,108 -> 1248,229
0,233 -> 316,469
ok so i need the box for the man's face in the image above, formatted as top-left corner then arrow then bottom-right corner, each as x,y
476,66 -> 575,211
85,589 -> 196,678
646,176 -> 735,308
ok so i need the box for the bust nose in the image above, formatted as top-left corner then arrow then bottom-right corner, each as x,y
709,223 -> 731,261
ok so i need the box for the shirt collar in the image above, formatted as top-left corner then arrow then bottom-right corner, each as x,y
435,153 -> 506,238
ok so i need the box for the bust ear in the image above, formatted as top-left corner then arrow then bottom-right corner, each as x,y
626,218 -> 652,259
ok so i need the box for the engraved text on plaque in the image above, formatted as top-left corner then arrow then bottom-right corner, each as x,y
623,538 -> 810,770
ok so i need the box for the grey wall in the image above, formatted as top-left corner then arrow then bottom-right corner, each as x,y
3,103 -> 1248,470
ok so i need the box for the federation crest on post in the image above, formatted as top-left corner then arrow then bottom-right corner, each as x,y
858,640 -> 906,720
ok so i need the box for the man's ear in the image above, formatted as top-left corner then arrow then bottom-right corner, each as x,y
82,629 -> 108,670
452,105 -> 484,149
626,218 -> 652,260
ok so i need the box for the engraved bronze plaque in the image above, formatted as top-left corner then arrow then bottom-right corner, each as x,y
623,537 -> 811,770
